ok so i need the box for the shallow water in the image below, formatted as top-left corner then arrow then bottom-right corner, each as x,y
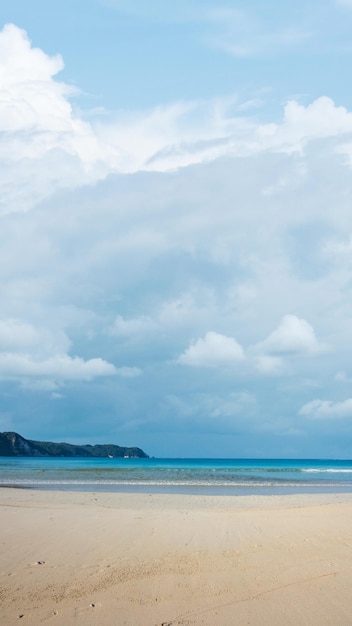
1,457 -> 352,495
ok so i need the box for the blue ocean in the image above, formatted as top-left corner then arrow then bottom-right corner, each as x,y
1,457 -> 352,495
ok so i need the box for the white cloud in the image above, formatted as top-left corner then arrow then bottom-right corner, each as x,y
0,23 -> 119,214
178,331 -> 244,367
0,24 -> 65,132
299,398 -> 352,419
107,96 -> 352,174
278,97 -> 352,151
0,318 -> 70,354
0,318 -> 117,384
3,24 -> 352,216
0,353 -> 116,381
255,314 -> 326,356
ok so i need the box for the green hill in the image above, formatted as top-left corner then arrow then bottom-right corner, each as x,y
0,431 -> 148,458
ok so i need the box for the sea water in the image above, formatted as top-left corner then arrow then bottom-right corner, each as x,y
1,457 -> 352,495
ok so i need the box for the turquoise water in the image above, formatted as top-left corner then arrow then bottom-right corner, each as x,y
1,457 -> 352,495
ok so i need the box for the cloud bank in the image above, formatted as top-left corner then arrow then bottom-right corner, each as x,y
2,19 -> 352,455
2,23 -> 352,217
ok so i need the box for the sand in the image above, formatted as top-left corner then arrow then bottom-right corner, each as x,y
1,489 -> 352,625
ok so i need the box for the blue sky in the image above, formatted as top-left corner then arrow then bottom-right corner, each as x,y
2,1 -> 352,457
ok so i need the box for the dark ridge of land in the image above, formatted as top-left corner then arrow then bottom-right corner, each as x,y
0,431 -> 149,458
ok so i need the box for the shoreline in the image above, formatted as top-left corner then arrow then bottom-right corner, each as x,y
1,489 -> 352,624
2,483 -> 352,497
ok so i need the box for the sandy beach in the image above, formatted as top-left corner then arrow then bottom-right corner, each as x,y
1,489 -> 352,625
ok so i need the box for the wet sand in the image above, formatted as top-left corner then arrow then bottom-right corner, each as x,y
1,489 -> 352,625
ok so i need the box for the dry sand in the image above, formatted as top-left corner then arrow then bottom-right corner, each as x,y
1,489 -> 352,625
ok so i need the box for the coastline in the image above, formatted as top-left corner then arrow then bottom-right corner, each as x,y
1,489 -> 352,625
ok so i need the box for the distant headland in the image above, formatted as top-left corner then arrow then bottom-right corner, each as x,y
0,431 -> 149,458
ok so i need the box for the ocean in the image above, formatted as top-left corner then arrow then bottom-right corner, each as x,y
1,457 -> 352,495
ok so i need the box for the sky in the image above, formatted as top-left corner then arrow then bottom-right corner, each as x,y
1,1 -> 352,458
